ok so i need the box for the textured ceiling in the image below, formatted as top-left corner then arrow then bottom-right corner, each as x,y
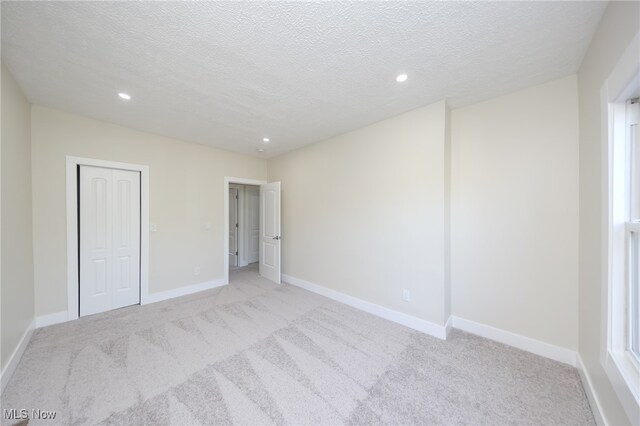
1,1 -> 606,158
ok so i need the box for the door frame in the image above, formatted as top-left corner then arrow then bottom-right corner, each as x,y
224,176 -> 266,284
242,185 -> 260,266
228,185 -> 241,267
66,156 -> 150,321
228,184 -> 254,268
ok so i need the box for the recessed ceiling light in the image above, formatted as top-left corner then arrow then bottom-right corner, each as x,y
263,137 -> 270,143
256,148 -> 265,152
118,92 -> 131,100
396,74 -> 408,83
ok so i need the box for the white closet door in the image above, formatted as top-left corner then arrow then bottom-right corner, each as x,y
80,166 -> 140,317
111,169 -> 141,310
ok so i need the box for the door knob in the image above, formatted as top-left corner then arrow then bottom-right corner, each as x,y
272,236 -> 280,240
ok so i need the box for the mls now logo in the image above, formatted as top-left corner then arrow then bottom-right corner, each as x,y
4,408 -> 57,420
3,409 -> 28,420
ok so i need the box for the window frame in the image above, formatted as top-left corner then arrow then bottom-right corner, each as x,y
628,218 -> 639,362
626,99 -> 640,363
601,45 -> 640,424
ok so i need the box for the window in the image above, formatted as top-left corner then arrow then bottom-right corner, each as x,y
627,98 -> 639,362
604,89 -> 640,423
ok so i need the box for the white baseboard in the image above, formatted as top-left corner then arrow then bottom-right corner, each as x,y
444,314 -> 453,338
576,354 -> 607,425
143,278 -> 227,305
450,316 -> 577,366
1,319 -> 35,394
35,279 -> 227,329
281,274 -> 576,365
36,310 -> 69,328
282,274 -> 447,340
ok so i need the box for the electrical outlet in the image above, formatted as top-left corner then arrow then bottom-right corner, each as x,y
403,289 -> 411,302
194,266 -> 201,276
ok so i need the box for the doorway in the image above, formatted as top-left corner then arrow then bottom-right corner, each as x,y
228,184 -> 260,271
223,177 -> 280,285
66,156 -> 150,321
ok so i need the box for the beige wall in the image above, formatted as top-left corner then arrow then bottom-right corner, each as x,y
31,106 -> 267,317
268,101 -> 449,325
1,63 -> 34,371
577,2 -> 639,424
451,75 -> 579,350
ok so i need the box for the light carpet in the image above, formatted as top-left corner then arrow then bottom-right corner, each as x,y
1,265 -> 594,425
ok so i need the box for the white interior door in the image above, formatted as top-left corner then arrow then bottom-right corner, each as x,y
229,187 -> 238,267
246,186 -> 260,264
259,182 -> 281,283
80,166 -> 140,317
